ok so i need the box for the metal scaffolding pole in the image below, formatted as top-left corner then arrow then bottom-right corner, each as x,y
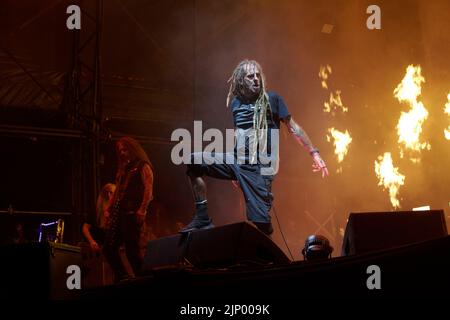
66,0 -> 104,242
92,0 -> 104,202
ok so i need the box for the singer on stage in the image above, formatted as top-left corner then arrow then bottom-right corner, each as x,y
181,60 -> 328,235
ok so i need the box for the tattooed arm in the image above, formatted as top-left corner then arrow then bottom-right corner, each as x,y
285,116 -> 315,152
284,116 -> 329,178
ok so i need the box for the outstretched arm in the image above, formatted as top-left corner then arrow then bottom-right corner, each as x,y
284,116 -> 329,178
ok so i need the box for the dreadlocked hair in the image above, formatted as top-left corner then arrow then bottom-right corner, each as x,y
226,60 -> 271,139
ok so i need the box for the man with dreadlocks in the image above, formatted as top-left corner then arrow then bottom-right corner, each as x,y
181,60 -> 328,235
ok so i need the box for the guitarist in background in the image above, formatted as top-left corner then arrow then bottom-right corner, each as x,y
103,137 -> 154,282
82,183 -> 116,251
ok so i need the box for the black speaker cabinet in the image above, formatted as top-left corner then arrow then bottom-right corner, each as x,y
0,242 -> 81,299
342,210 -> 448,255
143,222 -> 291,271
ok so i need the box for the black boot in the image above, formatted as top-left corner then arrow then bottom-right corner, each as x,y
180,201 -> 214,233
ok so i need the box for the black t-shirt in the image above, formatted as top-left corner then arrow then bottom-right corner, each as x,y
231,91 -> 291,129
230,91 -> 291,166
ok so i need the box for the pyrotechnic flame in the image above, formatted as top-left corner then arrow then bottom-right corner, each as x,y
444,93 -> 450,140
319,65 -> 332,89
326,128 -> 352,164
323,90 -> 348,114
394,65 -> 430,159
374,152 -> 406,209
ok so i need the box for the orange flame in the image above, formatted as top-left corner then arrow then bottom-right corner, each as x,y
319,65 -> 332,89
323,90 -> 348,114
374,152 -> 406,209
394,65 -> 430,161
444,93 -> 450,140
327,127 -> 352,167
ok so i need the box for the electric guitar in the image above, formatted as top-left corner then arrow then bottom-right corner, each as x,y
104,165 -> 139,247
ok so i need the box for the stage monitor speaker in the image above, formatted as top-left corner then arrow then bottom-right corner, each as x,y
0,242 -> 81,299
143,222 -> 291,271
49,243 -> 82,299
342,210 -> 448,256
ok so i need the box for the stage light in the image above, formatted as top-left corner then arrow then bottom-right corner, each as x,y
301,235 -> 333,261
38,219 -> 65,243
